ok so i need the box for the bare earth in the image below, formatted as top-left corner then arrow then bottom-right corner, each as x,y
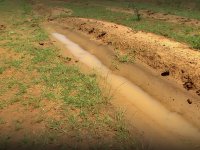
43,14 -> 200,149
56,17 -> 200,95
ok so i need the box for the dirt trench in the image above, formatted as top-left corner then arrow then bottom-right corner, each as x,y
55,18 -> 200,95
43,19 -> 200,150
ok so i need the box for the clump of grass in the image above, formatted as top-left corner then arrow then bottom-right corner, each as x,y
114,49 -> 135,63
0,117 -> 6,124
128,1 -> 141,21
0,67 -> 6,74
13,120 -> 23,131
5,60 -> 22,68
188,35 -> 200,49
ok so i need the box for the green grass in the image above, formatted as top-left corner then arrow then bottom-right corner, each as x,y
68,0 -> 200,20
133,1 -> 200,20
0,67 -> 6,74
58,1 -> 200,49
0,0 -> 137,148
114,48 -> 135,63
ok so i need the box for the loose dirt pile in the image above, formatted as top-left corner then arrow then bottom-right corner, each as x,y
56,17 -> 200,95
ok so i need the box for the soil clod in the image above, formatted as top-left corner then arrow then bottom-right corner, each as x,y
97,31 -> 107,38
183,81 -> 195,90
39,42 -> 44,46
0,24 -> 6,30
47,18 -> 54,21
196,90 -> 200,96
88,28 -> 95,34
161,71 -> 170,76
65,57 -> 72,61
187,99 -> 192,104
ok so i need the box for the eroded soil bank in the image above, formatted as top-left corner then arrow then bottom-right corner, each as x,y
55,18 -> 200,96
44,20 -> 200,150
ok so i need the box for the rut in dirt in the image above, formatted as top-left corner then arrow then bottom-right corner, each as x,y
52,32 -> 200,149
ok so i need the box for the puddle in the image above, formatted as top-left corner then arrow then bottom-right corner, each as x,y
52,32 -> 200,142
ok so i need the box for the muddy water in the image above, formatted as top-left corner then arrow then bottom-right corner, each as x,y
52,33 -> 200,149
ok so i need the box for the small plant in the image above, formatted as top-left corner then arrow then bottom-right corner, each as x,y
14,120 -> 23,131
188,35 -> 200,49
0,67 -> 5,74
0,117 -> 5,124
128,0 -> 141,21
114,49 -> 135,63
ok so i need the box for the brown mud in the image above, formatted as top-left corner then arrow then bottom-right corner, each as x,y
54,18 -> 200,95
43,20 -> 200,150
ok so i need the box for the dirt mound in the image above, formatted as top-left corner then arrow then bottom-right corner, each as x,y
107,7 -> 200,27
56,17 -> 200,95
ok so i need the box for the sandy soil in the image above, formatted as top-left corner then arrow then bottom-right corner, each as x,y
54,17 -> 200,97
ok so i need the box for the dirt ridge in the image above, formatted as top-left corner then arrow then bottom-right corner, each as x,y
56,17 -> 200,95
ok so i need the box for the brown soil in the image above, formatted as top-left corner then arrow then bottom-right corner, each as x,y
54,17 -> 200,96
44,22 -> 200,150
107,7 -> 200,27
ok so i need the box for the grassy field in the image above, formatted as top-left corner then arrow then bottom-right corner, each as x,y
0,0 -> 140,149
45,0 -> 200,49
0,0 -> 199,149
132,0 -> 200,20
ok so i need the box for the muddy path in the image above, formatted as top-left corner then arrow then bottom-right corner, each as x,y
43,21 -> 200,150
106,7 -> 200,27
57,18 -> 200,95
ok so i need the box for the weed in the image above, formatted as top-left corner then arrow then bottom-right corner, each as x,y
0,67 -> 6,74
31,47 -> 56,63
188,35 -> 200,49
128,1 -> 141,21
111,60 -> 120,70
33,29 -> 49,42
68,114 -> 78,129
114,49 -> 134,63
0,136 -> 10,150
0,117 -> 6,124
14,120 -> 23,131
47,118 -> 63,132
22,97 -> 42,108
5,60 -> 22,68
34,115 -> 44,124
43,91 -> 56,101
18,82 -> 28,95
